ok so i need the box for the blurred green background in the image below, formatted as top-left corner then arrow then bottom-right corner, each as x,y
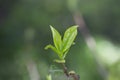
0,0 -> 120,80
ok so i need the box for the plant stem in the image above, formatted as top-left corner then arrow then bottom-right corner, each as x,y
61,63 -> 69,77
61,63 -> 80,80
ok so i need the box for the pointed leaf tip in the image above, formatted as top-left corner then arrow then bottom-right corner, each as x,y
62,25 -> 78,52
50,26 -> 62,51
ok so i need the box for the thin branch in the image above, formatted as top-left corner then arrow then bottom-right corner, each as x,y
61,63 -> 80,80
61,63 -> 69,77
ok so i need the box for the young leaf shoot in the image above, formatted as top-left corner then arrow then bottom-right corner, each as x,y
45,25 -> 78,63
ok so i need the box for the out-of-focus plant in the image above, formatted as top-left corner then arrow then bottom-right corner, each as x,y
45,25 -> 79,80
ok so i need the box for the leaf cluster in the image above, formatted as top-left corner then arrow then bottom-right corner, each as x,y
45,25 -> 78,63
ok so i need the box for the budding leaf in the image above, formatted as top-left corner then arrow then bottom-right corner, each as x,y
62,25 -> 78,53
45,44 -> 62,59
50,25 -> 62,51
45,25 -> 78,61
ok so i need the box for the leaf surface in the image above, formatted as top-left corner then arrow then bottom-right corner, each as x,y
62,25 -> 78,52
50,26 -> 62,51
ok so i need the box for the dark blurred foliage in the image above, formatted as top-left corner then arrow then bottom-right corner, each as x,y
0,0 -> 120,80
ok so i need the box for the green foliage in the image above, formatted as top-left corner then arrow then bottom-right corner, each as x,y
1,0 -> 120,80
45,25 -> 78,63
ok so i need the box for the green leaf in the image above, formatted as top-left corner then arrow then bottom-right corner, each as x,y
50,25 -> 62,51
45,44 -> 62,59
63,49 -> 69,59
45,44 -> 58,52
62,25 -> 78,52
45,25 -> 78,61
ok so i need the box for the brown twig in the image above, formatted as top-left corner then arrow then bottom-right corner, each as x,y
61,63 -> 69,77
61,63 -> 80,80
